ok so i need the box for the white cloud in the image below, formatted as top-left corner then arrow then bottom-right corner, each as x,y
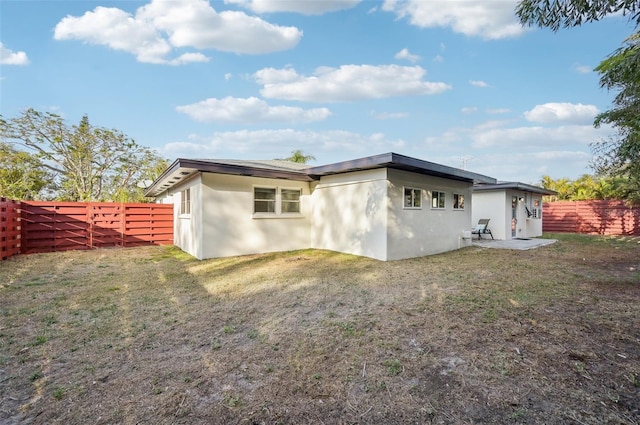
225,0 -> 361,15
168,52 -> 210,65
575,65 -> 592,74
461,107 -> 478,114
425,119 -> 611,152
470,80 -> 489,88
160,129 -> 405,158
254,67 -> 300,84
176,96 -> 331,123
54,0 -> 302,64
466,150 -> 594,182
381,0 -> 525,39
395,48 -> 420,63
470,124 -> 606,149
0,42 -> 29,65
475,119 -> 511,131
54,6 -> 173,64
486,108 -> 510,114
524,102 -> 599,124
424,119 -> 612,181
255,64 -> 451,102
433,54 -> 444,63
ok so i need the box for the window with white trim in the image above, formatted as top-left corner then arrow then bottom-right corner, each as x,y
281,189 -> 301,213
532,199 -> 541,219
453,193 -> 465,210
254,187 -> 276,213
180,188 -> 191,215
431,191 -> 446,209
254,187 -> 302,215
403,187 -> 422,209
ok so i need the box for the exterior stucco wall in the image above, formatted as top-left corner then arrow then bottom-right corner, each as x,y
173,174 -> 203,259
386,169 -> 473,260
473,190 -> 545,240
504,190 -> 546,239
200,173 -> 311,259
311,169 -> 388,261
472,191 -> 507,240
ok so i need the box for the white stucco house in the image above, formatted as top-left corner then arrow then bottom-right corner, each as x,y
472,182 -> 557,240
145,153 -> 496,261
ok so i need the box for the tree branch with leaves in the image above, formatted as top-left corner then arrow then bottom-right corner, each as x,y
516,0 -> 640,30
279,149 -> 316,164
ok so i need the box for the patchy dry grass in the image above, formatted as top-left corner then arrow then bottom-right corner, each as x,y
0,233 -> 639,424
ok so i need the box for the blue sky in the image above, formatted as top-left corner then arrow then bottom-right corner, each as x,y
0,0 -> 634,183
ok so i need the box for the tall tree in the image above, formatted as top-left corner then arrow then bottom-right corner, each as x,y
539,174 -> 627,200
0,108 -> 167,202
517,0 -> 640,203
0,142 -> 52,200
540,175 -> 574,200
591,33 -> 640,202
281,149 -> 316,164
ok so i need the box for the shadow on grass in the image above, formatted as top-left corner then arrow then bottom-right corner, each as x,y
1,242 -> 639,424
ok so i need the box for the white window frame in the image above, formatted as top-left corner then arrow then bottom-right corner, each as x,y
453,193 -> 465,210
254,186 -> 277,214
253,186 -> 303,218
179,188 -> 191,216
531,198 -> 542,219
281,188 -> 302,214
431,190 -> 446,209
403,187 -> 422,209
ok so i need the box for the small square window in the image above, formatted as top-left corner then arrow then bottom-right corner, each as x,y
453,193 -> 465,210
281,189 -> 301,213
432,191 -> 446,209
404,187 -> 422,208
254,187 -> 276,213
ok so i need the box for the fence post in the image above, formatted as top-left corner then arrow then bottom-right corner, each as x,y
120,203 -> 125,248
88,203 -> 92,250
0,198 -> 22,260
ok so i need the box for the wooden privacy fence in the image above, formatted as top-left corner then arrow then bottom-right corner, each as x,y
0,200 -> 173,259
1,198 -> 22,260
543,200 -> 640,236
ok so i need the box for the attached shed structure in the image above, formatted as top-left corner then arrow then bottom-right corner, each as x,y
472,182 -> 557,240
146,153 -> 496,261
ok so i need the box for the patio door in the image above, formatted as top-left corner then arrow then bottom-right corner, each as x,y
511,196 -> 518,238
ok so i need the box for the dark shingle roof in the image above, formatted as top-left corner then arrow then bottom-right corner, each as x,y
199,159 -> 310,172
145,153 -> 497,197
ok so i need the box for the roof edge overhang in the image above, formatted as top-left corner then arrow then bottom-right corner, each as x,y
145,153 -> 498,198
304,152 -> 496,184
473,182 -> 557,196
144,158 -> 313,197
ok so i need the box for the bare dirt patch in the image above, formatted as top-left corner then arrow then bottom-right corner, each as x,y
1,233 -> 639,424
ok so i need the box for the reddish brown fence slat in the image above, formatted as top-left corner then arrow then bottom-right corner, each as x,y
543,200 -> 640,236
0,198 -> 21,260
21,202 -> 90,254
122,204 -> 174,247
19,201 -> 174,255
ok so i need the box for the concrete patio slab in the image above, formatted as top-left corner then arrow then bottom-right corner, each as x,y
472,238 -> 557,250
